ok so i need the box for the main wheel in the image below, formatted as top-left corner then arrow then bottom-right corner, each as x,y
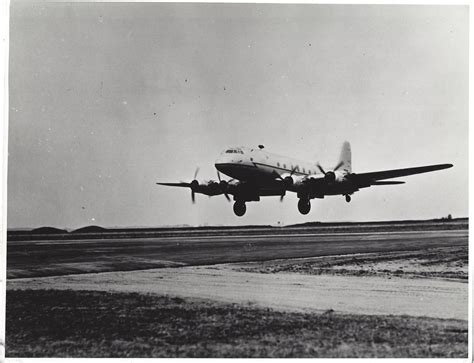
345,195 -> 351,203
233,201 -> 246,217
297,198 -> 311,215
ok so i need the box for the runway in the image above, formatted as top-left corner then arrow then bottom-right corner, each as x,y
7,229 -> 467,279
8,227 -> 467,278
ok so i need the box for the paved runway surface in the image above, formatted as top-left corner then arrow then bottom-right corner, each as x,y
8,227 -> 467,278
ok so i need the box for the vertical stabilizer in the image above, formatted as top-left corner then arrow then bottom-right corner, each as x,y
338,141 -> 351,173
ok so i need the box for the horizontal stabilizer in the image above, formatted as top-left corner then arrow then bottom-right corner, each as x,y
372,181 -> 405,185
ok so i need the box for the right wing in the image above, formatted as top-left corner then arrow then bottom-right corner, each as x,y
351,163 -> 453,188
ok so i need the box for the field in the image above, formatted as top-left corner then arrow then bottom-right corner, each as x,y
6,289 -> 467,358
6,219 -> 468,357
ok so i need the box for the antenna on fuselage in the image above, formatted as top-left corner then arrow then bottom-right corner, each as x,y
258,145 -> 264,150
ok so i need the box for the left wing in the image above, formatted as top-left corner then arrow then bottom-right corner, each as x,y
156,182 -> 192,188
351,163 -> 453,188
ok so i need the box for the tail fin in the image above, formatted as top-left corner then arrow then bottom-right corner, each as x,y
338,141 -> 351,173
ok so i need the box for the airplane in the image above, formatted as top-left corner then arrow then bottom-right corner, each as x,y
157,142 -> 453,217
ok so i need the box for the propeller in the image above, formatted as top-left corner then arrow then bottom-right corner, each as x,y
190,167 -> 200,203
316,161 -> 344,184
275,167 -> 297,202
275,166 -> 298,189
217,171 -> 231,202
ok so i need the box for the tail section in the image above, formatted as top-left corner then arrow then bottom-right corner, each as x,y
338,141 -> 351,173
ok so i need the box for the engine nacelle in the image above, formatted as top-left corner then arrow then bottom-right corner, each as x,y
219,180 -> 228,192
190,180 -> 199,191
280,173 -> 297,188
324,171 -> 336,183
325,171 -> 346,184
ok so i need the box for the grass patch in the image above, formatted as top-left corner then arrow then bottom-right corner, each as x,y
6,289 -> 467,358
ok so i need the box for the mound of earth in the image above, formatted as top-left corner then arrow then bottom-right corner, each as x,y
31,227 -> 68,234
71,225 -> 108,234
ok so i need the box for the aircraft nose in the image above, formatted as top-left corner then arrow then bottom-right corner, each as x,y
214,161 -> 225,173
215,159 -> 231,175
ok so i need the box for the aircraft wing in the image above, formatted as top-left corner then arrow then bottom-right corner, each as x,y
156,182 -> 191,187
351,163 -> 453,188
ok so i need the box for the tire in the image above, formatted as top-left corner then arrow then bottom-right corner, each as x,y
297,199 -> 311,215
233,201 -> 246,217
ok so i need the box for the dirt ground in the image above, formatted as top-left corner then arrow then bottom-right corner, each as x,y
8,257 -> 467,320
232,246 -> 468,280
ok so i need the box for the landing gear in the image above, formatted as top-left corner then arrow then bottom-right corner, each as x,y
297,198 -> 311,215
233,201 -> 246,217
345,194 -> 351,203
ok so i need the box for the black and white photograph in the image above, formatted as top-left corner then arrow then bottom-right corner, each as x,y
3,1 -> 469,358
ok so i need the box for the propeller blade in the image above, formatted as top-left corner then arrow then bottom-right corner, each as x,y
333,161 -> 344,171
191,190 -> 195,204
216,171 -> 231,202
316,163 -> 326,175
280,194 -> 284,202
194,167 -> 200,180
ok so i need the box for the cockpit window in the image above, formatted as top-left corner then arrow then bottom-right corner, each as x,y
225,148 -> 243,154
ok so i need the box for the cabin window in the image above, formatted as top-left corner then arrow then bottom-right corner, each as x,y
303,168 -> 305,173
283,164 -> 286,169
277,162 -> 280,167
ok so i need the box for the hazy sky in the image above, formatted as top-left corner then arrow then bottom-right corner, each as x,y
8,3 -> 468,229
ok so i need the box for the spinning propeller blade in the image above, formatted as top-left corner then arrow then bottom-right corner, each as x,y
333,161 -> 344,171
217,170 -> 231,202
190,167 -> 200,204
316,163 -> 326,175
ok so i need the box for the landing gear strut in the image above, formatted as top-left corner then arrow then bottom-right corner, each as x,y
345,195 -> 351,203
233,201 -> 246,217
297,198 -> 311,215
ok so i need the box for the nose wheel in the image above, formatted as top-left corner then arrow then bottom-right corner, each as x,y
233,201 -> 246,217
297,198 -> 311,215
345,195 -> 351,203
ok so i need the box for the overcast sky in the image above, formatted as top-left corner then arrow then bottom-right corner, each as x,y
8,3 -> 468,229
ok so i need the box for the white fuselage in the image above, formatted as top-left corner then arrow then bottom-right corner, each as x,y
214,146 -> 323,182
